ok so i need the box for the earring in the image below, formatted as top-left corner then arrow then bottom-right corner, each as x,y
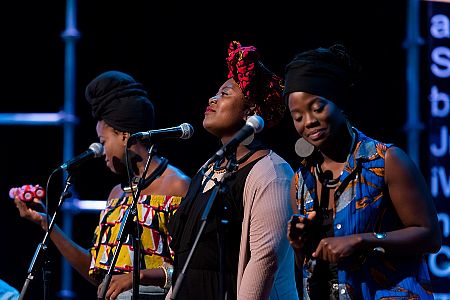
294,138 -> 314,157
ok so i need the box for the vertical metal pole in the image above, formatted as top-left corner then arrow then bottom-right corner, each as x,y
58,0 -> 80,299
404,0 -> 424,165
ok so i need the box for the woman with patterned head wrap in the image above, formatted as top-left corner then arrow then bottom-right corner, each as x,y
13,70 -> 191,299
167,41 -> 299,300
284,45 -> 441,299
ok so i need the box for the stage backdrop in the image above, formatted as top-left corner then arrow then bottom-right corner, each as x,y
425,0 -> 450,298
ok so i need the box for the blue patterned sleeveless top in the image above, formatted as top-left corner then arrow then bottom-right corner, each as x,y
294,128 -> 434,299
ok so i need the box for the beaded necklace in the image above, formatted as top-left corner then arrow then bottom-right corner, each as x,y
202,148 -> 259,193
314,128 -> 356,189
212,148 -> 258,174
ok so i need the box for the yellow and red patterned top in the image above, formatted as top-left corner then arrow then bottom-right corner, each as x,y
88,194 -> 182,282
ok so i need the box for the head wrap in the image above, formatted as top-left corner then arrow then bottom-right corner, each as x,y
85,70 -> 155,133
226,41 -> 285,128
284,44 -> 361,107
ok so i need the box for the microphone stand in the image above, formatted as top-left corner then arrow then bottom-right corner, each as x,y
98,145 -> 156,300
19,174 -> 73,300
170,154 -> 237,300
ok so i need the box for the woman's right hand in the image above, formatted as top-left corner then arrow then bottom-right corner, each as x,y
13,197 -> 48,230
287,211 -> 316,251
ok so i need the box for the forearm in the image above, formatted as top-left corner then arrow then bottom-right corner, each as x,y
101,267 -> 169,297
48,225 -> 96,285
139,267 -> 167,288
357,226 -> 441,256
240,260 -> 275,299
240,180 -> 292,298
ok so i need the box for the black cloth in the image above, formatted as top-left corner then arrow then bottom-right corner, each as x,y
283,44 -> 360,107
85,70 -> 155,133
284,60 -> 349,104
168,158 -> 262,300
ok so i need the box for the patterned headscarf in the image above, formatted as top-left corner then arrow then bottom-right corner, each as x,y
226,41 -> 285,128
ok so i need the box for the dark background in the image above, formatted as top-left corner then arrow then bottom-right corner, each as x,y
1,1 -> 435,299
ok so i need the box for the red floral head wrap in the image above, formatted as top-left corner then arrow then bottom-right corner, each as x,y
226,41 -> 285,128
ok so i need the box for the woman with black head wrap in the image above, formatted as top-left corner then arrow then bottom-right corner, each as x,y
284,45 -> 441,299
14,71 -> 191,299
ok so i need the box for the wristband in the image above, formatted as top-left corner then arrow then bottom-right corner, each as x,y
373,232 -> 387,240
373,232 -> 386,254
161,262 -> 173,290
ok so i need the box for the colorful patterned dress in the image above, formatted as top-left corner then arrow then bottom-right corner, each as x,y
88,194 -> 182,283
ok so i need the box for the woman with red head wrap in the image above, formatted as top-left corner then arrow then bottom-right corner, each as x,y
167,42 -> 299,300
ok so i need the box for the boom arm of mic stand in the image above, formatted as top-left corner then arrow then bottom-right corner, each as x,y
19,174 -> 73,300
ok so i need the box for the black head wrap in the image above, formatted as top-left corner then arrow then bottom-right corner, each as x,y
85,70 -> 155,133
284,44 -> 361,107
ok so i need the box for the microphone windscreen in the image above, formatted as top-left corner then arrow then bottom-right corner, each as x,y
180,123 -> 194,139
89,142 -> 104,157
246,115 -> 264,133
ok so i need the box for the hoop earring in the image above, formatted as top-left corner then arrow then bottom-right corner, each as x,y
295,137 -> 314,157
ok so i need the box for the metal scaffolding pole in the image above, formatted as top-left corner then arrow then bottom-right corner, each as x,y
58,0 -> 80,299
404,0 -> 424,166
0,1 -> 80,298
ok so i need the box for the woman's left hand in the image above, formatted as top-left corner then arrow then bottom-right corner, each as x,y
97,273 -> 132,300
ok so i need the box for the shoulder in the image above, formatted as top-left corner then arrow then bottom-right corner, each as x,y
385,146 -> 414,168
384,146 -> 422,183
247,151 -> 294,184
243,151 -> 293,209
108,184 -> 124,200
252,151 -> 293,175
160,164 -> 191,197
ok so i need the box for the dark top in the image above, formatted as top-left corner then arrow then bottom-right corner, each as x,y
168,158 -> 262,300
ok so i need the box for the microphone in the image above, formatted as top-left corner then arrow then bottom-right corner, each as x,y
201,115 -> 264,171
128,123 -> 194,144
58,142 -> 104,171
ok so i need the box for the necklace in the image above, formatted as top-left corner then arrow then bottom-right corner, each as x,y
315,129 -> 357,189
121,157 -> 169,193
210,148 -> 258,174
314,164 -> 340,188
202,148 -> 260,193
